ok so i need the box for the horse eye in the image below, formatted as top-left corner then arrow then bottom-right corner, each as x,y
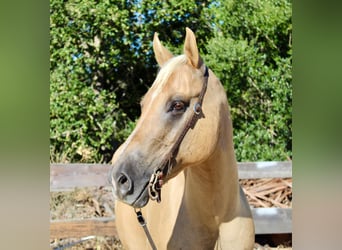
169,100 -> 187,114
173,101 -> 184,111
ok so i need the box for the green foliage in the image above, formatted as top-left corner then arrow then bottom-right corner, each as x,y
50,0 -> 292,162
50,0 -> 211,162
50,65 -> 135,163
204,0 -> 292,161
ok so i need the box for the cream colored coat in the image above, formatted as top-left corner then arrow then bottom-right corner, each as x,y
111,28 -> 254,250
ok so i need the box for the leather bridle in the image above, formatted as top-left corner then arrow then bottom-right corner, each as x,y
148,65 -> 209,203
134,65 -> 209,250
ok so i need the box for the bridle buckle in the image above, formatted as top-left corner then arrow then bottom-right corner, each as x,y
148,170 -> 163,202
193,102 -> 202,115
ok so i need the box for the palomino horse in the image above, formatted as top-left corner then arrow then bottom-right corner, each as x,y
110,28 -> 254,249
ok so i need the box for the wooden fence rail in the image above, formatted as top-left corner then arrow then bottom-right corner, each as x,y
50,161 -> 292,238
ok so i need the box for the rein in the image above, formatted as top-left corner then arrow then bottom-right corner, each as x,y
134,66 -> 209,249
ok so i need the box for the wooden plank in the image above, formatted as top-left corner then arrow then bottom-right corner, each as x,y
238,161 -> 292,179
50,164 -> 112,191
50,217 -> 117,239
50,208 -> 291,238
252,207 -> 292,234
50,162 -> 292,238
50,162 -> 292,190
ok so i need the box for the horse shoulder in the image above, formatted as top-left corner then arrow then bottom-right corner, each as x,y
215,185 -> 255,250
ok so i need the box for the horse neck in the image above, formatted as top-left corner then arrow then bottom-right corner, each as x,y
183,93 -> 240,229
184,146 -> 239,223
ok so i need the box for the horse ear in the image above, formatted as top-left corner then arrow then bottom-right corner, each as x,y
153,32 -> 173,66
184,27 -> 203,69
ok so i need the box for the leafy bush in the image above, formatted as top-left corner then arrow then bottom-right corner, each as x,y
50,65 -> 135,163
50,0 -> 291,163
50,0 -> 212,163
204,0 -> 292,161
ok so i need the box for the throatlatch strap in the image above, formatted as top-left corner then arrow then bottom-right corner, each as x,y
162,66 -> 209,177
149,66 -> 210,202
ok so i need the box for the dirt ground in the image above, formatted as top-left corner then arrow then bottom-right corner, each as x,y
50,178 -> 292,249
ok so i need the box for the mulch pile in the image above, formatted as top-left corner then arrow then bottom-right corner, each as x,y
242,178 -> 293,249
240,178 -> 292,208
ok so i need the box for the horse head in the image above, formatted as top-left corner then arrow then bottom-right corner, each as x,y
110,28 -> 226,208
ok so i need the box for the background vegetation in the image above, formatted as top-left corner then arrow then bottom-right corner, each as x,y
50,0 -> 292,163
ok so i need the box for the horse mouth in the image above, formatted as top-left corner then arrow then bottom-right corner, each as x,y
131,181 -> 150,208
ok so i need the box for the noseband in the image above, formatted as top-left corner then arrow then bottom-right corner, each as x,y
148,65 -> 209,202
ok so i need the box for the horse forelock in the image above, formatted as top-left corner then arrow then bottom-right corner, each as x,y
149,55 -> 188,100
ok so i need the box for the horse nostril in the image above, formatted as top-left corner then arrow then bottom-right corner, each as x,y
116,173 -> 133,196
118,174 -> 128,185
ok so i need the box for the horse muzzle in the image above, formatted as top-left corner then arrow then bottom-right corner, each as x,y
109,154 -> 153,208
